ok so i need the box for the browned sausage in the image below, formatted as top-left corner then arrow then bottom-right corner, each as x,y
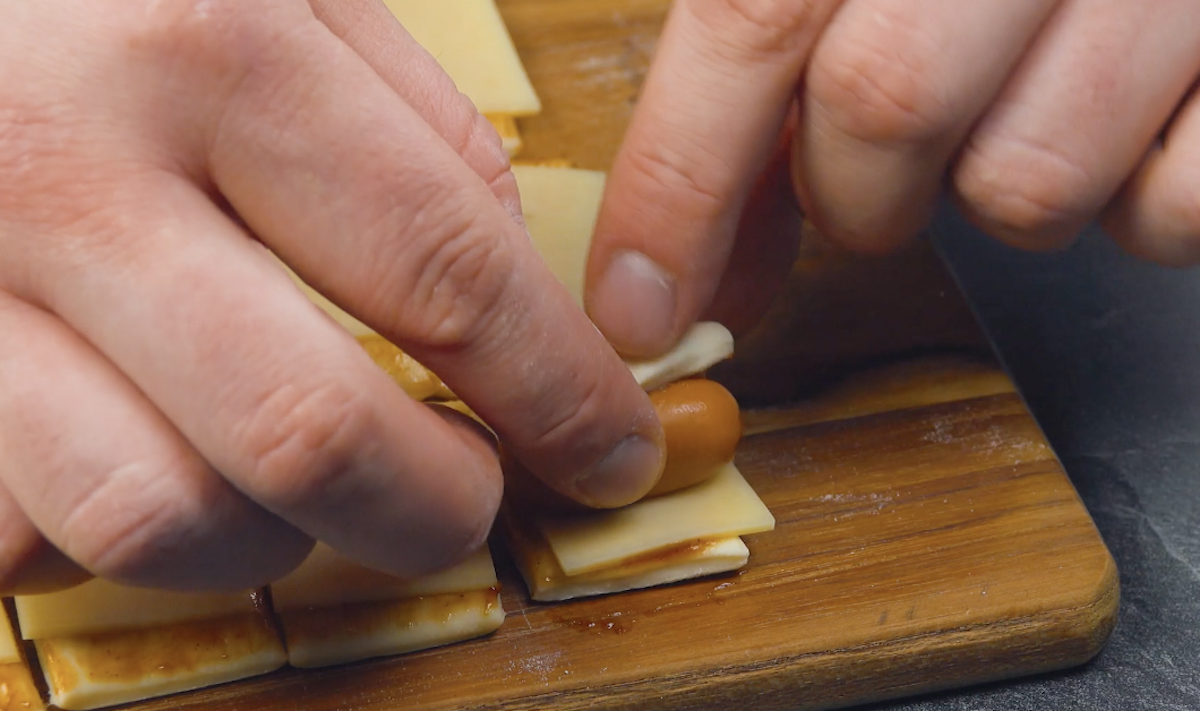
645,379 -> 741,497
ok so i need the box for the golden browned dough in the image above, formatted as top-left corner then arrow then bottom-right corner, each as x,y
356,336 -> 455,401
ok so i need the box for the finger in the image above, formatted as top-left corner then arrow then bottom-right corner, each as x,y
28,163 -> 514,579
207,13 -> 664,510
308,0 -> 522,222
427,403 -> 499,459
588,0 -> 845,358
0,291 -> 312,590
0,484 -> 91,595
952,0 -> 1200,248
1103,85 -> 1200,265
798,0 -> 1059,253
700,129 -> 804,334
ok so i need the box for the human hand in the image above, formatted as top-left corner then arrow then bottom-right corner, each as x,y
0,0 -> 664,594
587,0 -> 1200,357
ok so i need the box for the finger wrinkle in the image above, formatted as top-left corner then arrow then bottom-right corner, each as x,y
231,377 -> 380,512
956,123 -> 1097,234
621,138 -> 730,228
808,24 -> 952,145
389,204 -> 519,350
688,0 -> 840,66
54,457 -> 214,581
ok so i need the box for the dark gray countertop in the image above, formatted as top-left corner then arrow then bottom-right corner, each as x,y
861,205 -> 1200,710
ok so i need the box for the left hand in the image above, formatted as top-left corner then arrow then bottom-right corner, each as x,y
585,0 -> 1200,358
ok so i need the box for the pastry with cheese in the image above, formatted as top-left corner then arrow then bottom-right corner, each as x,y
279,264 -> 506,671
496,165 -> 775,600
270,544 -> 504,669
0,606 -> 43,711
288,163 -> 773,604
13,581 -> 284,711
264,298 -> 505,670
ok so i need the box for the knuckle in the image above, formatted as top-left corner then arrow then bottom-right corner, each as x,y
235,380 -> 376,510
691,0 -> 823,60
526,369 -> 608,451
133,0 -> 262,64
448,103 -> 513,183
623,142 -> 727,227
130,0 -> 312,109
809,20 -> 951,144
955,133 -> 1094,239
55,461 -> 209,581
383,197 -> 517,348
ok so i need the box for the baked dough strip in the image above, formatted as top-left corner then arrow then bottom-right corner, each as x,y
0,605 -> 43,711
270,544 -> 506,669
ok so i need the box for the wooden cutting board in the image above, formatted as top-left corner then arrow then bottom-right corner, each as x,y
59,2 -> 1117,711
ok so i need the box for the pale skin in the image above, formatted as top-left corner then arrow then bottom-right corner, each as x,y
1,0 -> 1197,593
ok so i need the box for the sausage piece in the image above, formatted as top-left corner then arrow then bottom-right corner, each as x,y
505,377 -> 742,512
645,379 -> 741,497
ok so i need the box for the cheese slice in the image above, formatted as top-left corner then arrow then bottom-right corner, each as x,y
281,588 -> 504,669
486,114 -> 523,157
0,610 -> 43,711
503,505 -> 749,601
514,164 -> 606,309
384,0 -> 541,116
285,266 -> 374,337
34,611 -> 285,711
270,543 -> 498,612
513,164 -> 735,388
0,611 -> 20,665
538,462 -> 774,576
14,581 -> 261,640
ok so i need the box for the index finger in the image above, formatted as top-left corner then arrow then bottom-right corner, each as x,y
587,0 -> 842,357
206,11 -> 666,513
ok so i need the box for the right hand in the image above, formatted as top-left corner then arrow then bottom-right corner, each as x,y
0,0 -> 664,594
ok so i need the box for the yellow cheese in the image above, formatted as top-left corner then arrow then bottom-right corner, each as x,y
0,612 -> 19,666
14,581 -> 261,640
384,0 -> 541,116
538,462 -> 774,576
503,504 -> 750,601
512,165 -> 734,386
512,164 -> 606,308
285,267 -> 374,337
270,543 -> 498,612
486,114 -> 523,157
281,588 -> 504,669
34,611 -> 285,711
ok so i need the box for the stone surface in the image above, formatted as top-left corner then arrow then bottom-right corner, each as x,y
861,205 -> 1200,710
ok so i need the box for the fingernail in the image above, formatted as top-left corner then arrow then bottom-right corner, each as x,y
575,434 -> 664,508
589,250 -> 677,357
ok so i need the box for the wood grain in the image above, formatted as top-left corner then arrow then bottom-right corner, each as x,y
126,387 -> 1115,711
11,2 -> 1117,710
